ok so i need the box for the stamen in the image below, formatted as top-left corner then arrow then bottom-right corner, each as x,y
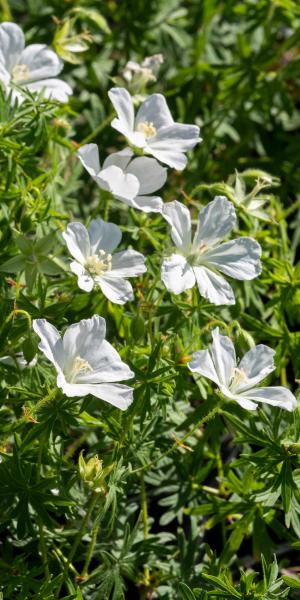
11,64 -> 31,83
230,367 -> 249,391
85,251 -> 112,276
136,121 -> 157,139
69,356 -> 93,382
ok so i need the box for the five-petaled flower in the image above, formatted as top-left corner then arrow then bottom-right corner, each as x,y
161,196 -> 262,305
33,315 -> 134,410
188,327 -> 297,412
0,22 -> 72,104
78,144 -> 167,213
108,87 -> 201,170
63,218 -> 146,304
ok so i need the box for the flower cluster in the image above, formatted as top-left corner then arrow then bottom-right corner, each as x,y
2,22 -> 295,416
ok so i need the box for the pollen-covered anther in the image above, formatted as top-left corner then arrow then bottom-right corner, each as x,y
230,367 -> 249,391
11,64 -> 31,83
85,251 -> 112,276
136,120 -> 157,139
69,356 -> 93,382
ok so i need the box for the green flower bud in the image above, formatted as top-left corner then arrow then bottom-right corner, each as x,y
78,452 -> 107,494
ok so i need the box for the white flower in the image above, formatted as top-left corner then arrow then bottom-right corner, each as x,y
121,54 -> 164,90
62,218 -> 146,304
78,144 -> 167,213
161,196 -> 262,305
188,327 -> 297,412
33,315 -> 134,410
0,22 -> 72,104
108,87 -> 201,170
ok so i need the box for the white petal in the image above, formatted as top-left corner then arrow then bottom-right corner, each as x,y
135,93 -> 174,129
25,78 -> 72,102
70,261 -> 94,292
126,156 -> 167,194
132,195 -> 163,213
77,144 -> 101,177
33,318 -> 63,370
147,147 -> 187,170
57,375 -> 133,410
102,147 -> 133,171
218,384 -> 258,410
188,349 -> 221,387
150,123 -> 200,151
161,254 -> 195,294
211,327 -> 236,387
0,22 -> 24,72
74,340 -> 134,384
97,165 -> 140,201
110,250 -> 146,278
0,63 -> 10,86
62,315 -> 106,369
162,200 -> 191,251
193,266 -> 235,305
88,219 -> 122,254
241,386 -> 297,412
98,276 -> 134,304
204,238 -> 262,280
194,197 -> 236,248
18,44 -> 62,79
236,345 -> 275,392
62,222 -> 90,263
108,87 -> 135,136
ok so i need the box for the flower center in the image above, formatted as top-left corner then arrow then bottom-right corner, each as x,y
11,64 -> 31,83
85,251 -> 112,276
187,244 -> 208,266
230,367 -> 249,392
136,120 -> 157,139
69,355 -> 93,383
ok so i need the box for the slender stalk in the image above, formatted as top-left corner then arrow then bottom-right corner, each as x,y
37,437 -> 50,581
2,308 -> 32,330
0,0 -> 12,20
13,389 -> 57,430
131,403 -> 220,475
80,515 -> 100,579
140,474 -> 150,586
55,491 -> 99,598
78,113 -> 114,147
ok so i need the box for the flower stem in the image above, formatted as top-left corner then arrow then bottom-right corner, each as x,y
55,491 -> 99,598
78,113 -> 114,147
140,474 -> 150,586
131,403 -> 220,475
80,514 -> 100,579
0,0 -> 12,20
36,436 -> 50,581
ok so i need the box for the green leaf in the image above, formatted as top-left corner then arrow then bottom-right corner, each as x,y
0,255 -> 26,272
178,582 -> 196,600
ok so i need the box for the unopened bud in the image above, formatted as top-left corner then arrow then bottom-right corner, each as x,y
78,452 -> 107,494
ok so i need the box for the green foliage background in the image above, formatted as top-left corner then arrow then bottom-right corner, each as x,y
0,0 -> 300,598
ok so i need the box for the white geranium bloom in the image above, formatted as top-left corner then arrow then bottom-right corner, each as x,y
62,218 -> 146,304
0,22 -> 72,104
161,196 -> 262,305
108,87 -> 201,170
78,144 -> 166,213
33,315 -> 134,410
188,327 -> 297,412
